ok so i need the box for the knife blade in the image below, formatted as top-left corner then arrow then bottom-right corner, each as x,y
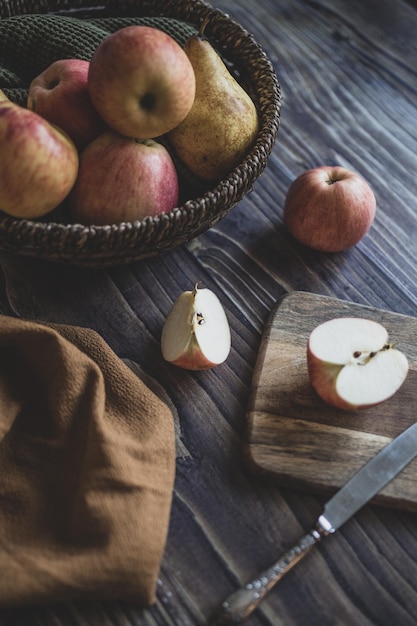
213,420 -> 417,625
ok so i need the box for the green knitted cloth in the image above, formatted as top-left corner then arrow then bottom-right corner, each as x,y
0,14 -> 196,106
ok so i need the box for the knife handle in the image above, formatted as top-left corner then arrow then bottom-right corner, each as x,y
212,526 -> 328,625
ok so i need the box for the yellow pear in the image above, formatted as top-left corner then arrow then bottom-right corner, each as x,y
169,20 -> 259,182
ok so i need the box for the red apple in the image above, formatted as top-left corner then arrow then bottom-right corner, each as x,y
87,25 -> 195,139
283,166 -> 376,252
0,97 -> 79,219
307,317 -> 409,410
69,131 -> 179,225
27,59 -> 107,150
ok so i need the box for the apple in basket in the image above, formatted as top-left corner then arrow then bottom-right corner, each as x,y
27,59 -> 107,151
87,25 -> 196,140
283,166 -> 376,252
69,131 -> 179,225
0,94 -> 79,219
307,317 -> 409,410
161,284 -> 231,370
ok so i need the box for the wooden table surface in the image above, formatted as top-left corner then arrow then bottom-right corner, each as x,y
2,0 -> 417,624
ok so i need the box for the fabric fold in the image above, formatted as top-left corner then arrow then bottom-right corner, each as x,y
0,316 -> 175,608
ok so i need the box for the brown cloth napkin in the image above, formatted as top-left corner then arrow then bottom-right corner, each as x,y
0,315 -> 175,608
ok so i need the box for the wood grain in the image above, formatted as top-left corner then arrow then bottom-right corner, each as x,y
2,0 -> 417,625
246,291 -> 417,510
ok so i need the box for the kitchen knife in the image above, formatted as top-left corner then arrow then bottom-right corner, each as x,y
213,420 -> 417,625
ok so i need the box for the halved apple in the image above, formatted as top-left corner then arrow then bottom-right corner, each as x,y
307,317 -> 409,410
161,285 -> 231,370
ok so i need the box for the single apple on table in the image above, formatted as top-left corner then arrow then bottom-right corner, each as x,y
87,25 -> 196,139
27,59 -> 107,151
161,284 -> 231,370
283,166 -> 376,252
69,130 -> 179,225
307,317 -> 409,410
0,94 -> 79,219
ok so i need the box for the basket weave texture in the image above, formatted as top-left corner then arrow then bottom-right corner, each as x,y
0,0 -> 281,267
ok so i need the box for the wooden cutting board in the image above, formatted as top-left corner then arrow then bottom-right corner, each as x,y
245,291 -> 417,511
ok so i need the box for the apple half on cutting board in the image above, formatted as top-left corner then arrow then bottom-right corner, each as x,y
307,317 -> 409,410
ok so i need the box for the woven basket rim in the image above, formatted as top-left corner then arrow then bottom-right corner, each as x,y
0,0 -> 282,266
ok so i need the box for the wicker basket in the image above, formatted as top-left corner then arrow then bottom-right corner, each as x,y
0,0 -> 281,267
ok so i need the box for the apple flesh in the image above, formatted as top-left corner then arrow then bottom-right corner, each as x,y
27,59 -> 107,151
161,285 -> 231,370
307,317 -> 409,410
284,166 -> 376,252
0,98 -> 79,219
88,25 -> 195,140
69,131 -> 179,225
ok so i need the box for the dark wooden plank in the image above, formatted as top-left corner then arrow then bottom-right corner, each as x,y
1,0 -> 417,625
